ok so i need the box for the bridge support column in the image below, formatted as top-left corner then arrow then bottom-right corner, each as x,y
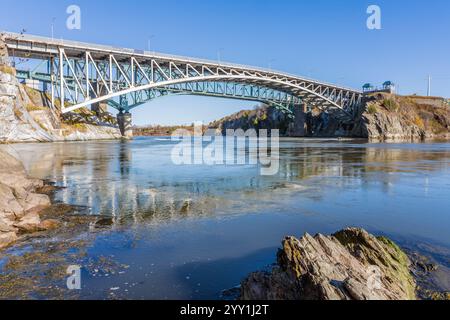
288,103 -> 308,137
117,112 -> 133,139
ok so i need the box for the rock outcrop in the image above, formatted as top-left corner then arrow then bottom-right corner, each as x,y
240,228 -> 416,300
209,93 -> 450,141
314,93 -> 450,141
0,149 -> 52,249
209,105 -> 296,136
0,34 -> 122,143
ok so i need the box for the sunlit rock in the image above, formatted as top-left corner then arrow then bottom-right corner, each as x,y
241,228 -> 416,300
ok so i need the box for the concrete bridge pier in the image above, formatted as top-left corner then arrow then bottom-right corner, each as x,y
288,103 -> 308,137
117,111 -> 133,138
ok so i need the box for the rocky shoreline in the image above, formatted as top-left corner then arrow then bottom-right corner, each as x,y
0,149 -> 59,249
238,228 -> 449,300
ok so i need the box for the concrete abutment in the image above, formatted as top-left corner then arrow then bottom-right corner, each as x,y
117,112 -> 133,138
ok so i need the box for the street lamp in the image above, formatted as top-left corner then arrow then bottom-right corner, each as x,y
147,35 -> 155,52
51,17 -> 56,41
268,59 -> 276,72
217,48 -> 225,65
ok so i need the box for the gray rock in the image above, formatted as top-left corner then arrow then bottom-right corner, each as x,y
241,228 -> 416,300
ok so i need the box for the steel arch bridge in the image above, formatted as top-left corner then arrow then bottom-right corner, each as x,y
3,32 -> 363,120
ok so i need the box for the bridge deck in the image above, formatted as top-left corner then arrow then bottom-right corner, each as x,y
2,31 -> 361,95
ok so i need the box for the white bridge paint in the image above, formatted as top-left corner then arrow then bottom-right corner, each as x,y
63,75 -> 349,114
2,31 -> 363,117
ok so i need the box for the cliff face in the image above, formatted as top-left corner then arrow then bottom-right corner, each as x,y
314,93 -> 450,141
209,93 -> 450,141
209,105 -> 302,136
359,94 -> 450,141
0,35 -> 122,143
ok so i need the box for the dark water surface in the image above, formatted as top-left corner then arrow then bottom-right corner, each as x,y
1,137 -> 450,299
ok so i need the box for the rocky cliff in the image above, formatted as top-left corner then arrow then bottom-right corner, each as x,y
316,93 -> 450,141
209,94 -> 450,141
0,35 -> 122,143
209,105 -> 299,136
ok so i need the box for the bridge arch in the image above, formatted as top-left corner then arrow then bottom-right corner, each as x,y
4,32 -> 363,123
63,75 -> 348,115
110,87 -> 296,115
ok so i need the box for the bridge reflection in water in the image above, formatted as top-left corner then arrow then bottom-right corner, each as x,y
6,139 -> 450,230
3,138 -> 450,299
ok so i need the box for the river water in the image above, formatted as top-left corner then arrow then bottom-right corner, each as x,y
1,137 -> 450,299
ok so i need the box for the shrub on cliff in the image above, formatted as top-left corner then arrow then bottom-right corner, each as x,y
367,103 -> 378,114
0,65 -> 15,76
382,97 -> 400,112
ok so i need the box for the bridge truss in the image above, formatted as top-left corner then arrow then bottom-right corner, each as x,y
4,32 -> 363,120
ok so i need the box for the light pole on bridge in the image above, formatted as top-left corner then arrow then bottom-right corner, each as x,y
217,48 -> 225,65
51,17 -> 56,41
268,59 -> 276,72
147,35 -> 155,52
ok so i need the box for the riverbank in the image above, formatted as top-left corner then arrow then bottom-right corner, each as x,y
133,124 -> 198,137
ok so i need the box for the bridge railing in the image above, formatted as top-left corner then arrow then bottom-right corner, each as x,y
2,31 -> 361,94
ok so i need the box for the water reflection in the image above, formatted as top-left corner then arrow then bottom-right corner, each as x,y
5,139 -> 450,227
2,138 -> 450,299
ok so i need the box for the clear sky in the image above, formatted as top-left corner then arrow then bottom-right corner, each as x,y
1,0 -> 449,125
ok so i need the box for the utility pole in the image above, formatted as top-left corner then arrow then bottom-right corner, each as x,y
427,75 -> 432,97
268,59 -> 276,72
147,35 -> 155,52
51,18 -> 56,41
217,48 -> 224,65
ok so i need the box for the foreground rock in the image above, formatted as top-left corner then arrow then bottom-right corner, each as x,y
0,149 -> 52,248
241,228 -> 416,300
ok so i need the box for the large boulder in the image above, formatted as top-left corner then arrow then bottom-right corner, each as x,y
0,182 -> 24,220
0,149 -> 52,248
241,228 -> 416,300
13,212 -> 41,233
0,231 -> 17,249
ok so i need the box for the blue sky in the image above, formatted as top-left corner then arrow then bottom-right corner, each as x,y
1,0 -> 450,125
